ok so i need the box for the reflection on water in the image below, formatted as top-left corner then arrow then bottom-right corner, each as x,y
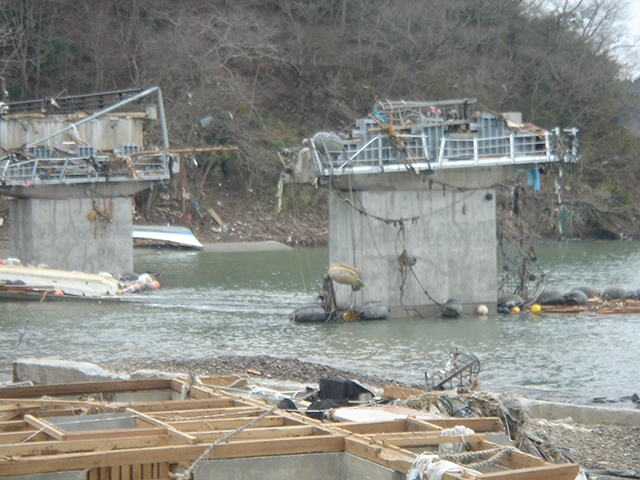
1,242 -> 638,403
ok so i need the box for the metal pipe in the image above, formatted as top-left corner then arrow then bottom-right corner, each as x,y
156,88 -> 170,150
25,87 -> 161,149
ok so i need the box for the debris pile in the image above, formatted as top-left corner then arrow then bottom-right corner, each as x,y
0,257 -> 160,300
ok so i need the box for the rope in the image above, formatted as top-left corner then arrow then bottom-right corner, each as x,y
174,405 -> 278,479
440,446 -> 512,468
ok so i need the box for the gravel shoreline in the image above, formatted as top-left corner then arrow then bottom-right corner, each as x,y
108,354 -> 640,475
109,354 -> 400,389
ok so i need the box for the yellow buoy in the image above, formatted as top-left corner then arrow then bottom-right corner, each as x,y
342,310 -> 357,322
326,263 -> 362,286
511,306 -> 520,313
531,304 -> 541,314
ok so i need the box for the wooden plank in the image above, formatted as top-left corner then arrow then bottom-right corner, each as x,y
405,417 -> 443,432
0,435 -> 346,475
344,436 -> 414,474
0,429 -> 49,444
132,397 -> 236,413
424,417 -> 504,432
0,379 -> 173,399
201,434 -> 346,459
132,463 -> 142,480
158,462 -> 170,479
382,385 -> 426,400
334,419 -> 410,435
0,419 -> 29,433
443,463 -> 580,480
188,384 -> 220,399
0,406 -> 21,423
62,427 -> 168,442
24,414 -> 67,440
150,406 -> 260,419
167,415 -> 285,431
142,463 -> 154,479
371,433 -> 486,448
194,425 -> 315,442
0,434 -> 172,457
129,410 -> 198,445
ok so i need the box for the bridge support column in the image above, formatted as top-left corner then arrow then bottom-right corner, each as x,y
9,197 -> 133,274
328,187 -> 498,317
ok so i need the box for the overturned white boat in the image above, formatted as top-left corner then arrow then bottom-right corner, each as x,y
133,225 -> 203,249
0,265 -> 120,298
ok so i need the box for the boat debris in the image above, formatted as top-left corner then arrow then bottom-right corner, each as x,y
0,258 -> 160,300
133,225 -> 203,249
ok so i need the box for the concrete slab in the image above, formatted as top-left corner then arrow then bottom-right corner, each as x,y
194,453 -> 401,480
332,405 -> 439,422
200,241 -> 293,252
520,397 -> 640,426
4,472 -> 85,480
13,358 -> 129,384
195,452 -> 344,480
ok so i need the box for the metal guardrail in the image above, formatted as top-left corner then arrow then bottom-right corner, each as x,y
5,88 -> 143,115
0,152 -> 170,187
307,128 -> 577,177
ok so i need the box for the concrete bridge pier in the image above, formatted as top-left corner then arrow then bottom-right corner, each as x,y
9,196 -> 134,274
293,99 -> 578,318
328,177 -> 498,317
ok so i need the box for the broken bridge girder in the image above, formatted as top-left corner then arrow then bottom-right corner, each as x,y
0,87 -> 171,192
295,99 -> 578,180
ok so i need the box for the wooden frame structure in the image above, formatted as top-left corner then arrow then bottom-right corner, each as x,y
0,377 -> 580,479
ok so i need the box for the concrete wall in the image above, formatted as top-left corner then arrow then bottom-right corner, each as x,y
4,472 -> 85,480
0,114 -> 144,151
195,453 -> 402,480
329,188 -> 497,317
9,196 -> 133,273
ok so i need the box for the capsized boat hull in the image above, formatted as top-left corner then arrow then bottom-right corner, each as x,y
0,265 -> 120,297
133,225 -> 203,249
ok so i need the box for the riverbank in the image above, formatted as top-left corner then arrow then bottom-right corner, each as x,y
106,355 -> 640,475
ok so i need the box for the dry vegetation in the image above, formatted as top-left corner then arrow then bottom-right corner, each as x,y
0,0 -> 639,242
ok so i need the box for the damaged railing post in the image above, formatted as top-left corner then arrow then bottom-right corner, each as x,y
510,133 -> 515,163
473,138 -> 479,166
438,137 -> 446,167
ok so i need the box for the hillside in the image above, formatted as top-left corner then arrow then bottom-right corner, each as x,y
0,0 -> 639,244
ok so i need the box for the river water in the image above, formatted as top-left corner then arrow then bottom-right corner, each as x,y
0,241 -> 638,404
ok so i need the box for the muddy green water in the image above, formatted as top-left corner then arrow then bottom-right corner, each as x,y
1,241 -> 638,404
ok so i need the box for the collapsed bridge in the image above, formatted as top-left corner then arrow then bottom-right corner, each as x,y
0,88 -> 172,273
284,99 -> 578,316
